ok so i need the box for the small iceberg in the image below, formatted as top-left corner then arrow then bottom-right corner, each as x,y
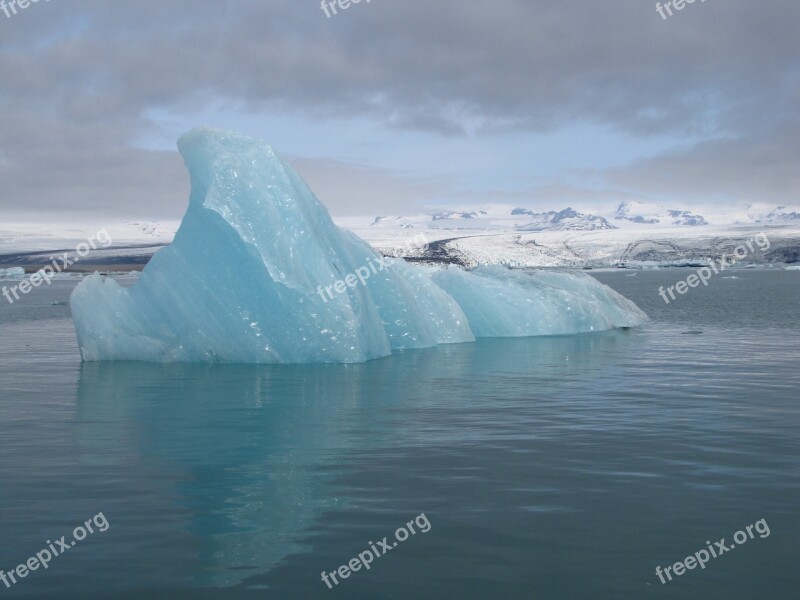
71,128 -> 647,363
0,267 -> 25,279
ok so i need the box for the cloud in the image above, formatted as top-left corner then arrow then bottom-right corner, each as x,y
291,157 -> 453,217
609,122 -> 800,205
0,0 -> 798,220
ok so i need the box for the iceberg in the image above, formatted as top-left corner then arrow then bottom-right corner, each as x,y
70,128 -> 647,363
0,267 -> 25,279
432,266 -> 647,337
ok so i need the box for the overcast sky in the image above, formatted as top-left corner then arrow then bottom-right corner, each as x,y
1,0 -> 798,222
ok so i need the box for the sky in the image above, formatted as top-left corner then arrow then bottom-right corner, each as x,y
1,0 -> 798,222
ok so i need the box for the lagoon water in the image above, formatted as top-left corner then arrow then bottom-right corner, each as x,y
0,270 -> 798,599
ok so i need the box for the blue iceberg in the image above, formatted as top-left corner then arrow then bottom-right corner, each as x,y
432,266 -> 647,337
70,128 -> 647,363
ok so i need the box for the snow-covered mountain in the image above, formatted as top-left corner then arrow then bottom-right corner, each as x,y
366,205 -> 616,234
753,205 -> 800,223
615,201 -> 708,226
515,207 -> 616,232
0,221 -> 178,254
340,203 -> 800,269
366,202 -> 728,234
3,204 -> 799,271
431,210 -> 483,221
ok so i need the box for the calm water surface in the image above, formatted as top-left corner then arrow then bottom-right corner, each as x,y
0,269 -> 798,599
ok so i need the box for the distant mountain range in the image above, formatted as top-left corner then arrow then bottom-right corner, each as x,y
512,207 -> 616,231
365,202 -> 800,234
752,206 -> 800,223
614,201 -> 708,226
2,203 -> 799,271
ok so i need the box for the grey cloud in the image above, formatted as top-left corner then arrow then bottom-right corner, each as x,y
608,122 -> 800,205
0,0 -> 798,219
291,157 -> 453,217
4,0 -> 798,132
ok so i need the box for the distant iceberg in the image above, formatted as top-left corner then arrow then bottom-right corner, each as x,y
0,267 -> 25,279
71,128 -> 647,363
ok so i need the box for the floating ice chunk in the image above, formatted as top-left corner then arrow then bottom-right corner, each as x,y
71,128 -> 473,363
431,266 -> 648,337
0,267 -> 25,279
71,128 -> 646,364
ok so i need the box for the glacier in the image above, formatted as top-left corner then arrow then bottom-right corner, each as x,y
70,127 -> 647,363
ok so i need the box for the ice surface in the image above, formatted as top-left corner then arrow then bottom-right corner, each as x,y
432,266 -> 647,337
71,128 -> 647,363
0,267 -> 25,279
